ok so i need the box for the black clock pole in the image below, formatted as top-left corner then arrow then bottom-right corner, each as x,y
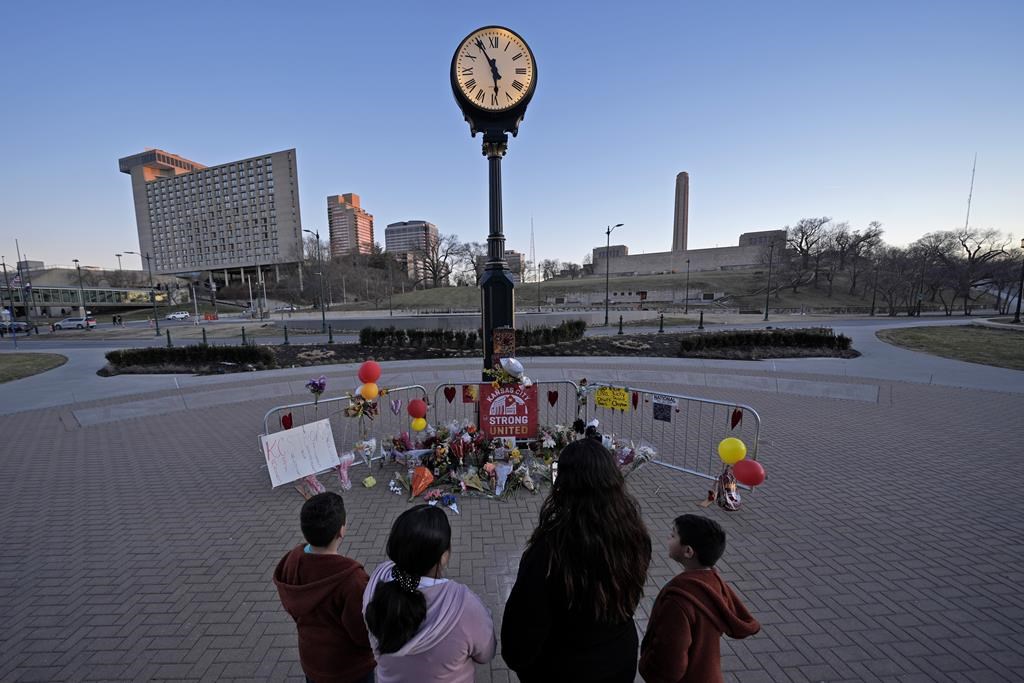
480,130 -> 515,375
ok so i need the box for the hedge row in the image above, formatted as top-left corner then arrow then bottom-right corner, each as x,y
516,320 -> 587,346
678,328 -> 852,354
105,345 -> 276,367
358,320 -> 588,349
358,327 -> 480,349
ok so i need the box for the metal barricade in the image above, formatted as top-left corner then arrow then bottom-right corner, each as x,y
260,379 -> 762,489
262,384 -> 429,461
432,380 -> 581,430
581,383 -> 762,483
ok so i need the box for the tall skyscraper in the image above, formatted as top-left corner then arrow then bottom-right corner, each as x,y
385,220 -> 438,253
118,148 -> 303,276
327,193 -> 374,256
672,171 -> 689,252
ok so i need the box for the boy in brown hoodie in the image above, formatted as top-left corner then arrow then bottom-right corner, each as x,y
639,514 -> 760,683
274,492 -> 376,683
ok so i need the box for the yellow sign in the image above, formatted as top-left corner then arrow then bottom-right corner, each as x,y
594,387 -> 630,411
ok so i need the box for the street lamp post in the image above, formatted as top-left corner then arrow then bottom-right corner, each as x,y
124,251 -> 159,334
684,258 -> 691,315
870,265 -> 879,317
115,253 -> 123,272
1013,238 -> 1024,324
303,229 -> 327,333
71,258 -> 87,318
603,223 -> 625,326
763,242 -> 776,322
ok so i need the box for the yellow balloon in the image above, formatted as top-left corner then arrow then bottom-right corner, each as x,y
411,417 -> 428,432
359,382 -> 379,401
718,437 -> 747,465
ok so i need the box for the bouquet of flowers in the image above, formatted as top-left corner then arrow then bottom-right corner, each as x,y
614,441 -> 657,478
306,375 -> 327,406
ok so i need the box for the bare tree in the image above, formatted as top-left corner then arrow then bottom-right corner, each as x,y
786,217 -> 831,270
422,233 -> 466,288
463,241 -> 487,284
928,228 -> 1010,315
540,259 -> 561,280
846,222 -> 885,295
563,262 -> 582,279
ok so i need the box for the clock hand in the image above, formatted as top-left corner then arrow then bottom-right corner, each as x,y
475,39 -> 502,93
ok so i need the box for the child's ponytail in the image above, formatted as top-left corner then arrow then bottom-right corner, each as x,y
366,505 -> 451,654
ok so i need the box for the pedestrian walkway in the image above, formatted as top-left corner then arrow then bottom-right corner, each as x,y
1,351 -> 1022,681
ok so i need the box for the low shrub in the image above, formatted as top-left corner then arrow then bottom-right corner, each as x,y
679,327 -> 851,356
358,320 -> 585,349
105,345 -> 276,368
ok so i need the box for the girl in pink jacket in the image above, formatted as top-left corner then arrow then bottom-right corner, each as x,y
363,505 -> 495,683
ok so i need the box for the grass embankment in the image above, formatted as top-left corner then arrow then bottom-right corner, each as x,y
0,353 -> 67,383
379,268 -> 988,313
877,326 -> 1024,371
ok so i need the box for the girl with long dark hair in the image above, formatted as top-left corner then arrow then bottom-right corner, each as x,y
362,505 -> 495,682
501,438 -> 653,682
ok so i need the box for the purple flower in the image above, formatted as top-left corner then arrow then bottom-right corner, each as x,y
306,375 -> 327,396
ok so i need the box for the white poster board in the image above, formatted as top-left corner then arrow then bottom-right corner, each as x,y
261,419 -> 340,488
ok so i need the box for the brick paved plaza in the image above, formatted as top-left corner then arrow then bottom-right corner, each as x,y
1,355 -> 1023,682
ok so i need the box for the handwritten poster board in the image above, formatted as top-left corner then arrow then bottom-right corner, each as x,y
261,419 -> 340,488
594,386 -> 631,411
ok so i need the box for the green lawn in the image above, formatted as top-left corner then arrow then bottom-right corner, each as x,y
0,353 -> 68,383
877,326 -> 1024,371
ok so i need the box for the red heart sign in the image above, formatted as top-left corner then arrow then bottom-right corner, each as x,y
731,408 -> 743,430
281,412 -> 293,430
444,386 -> 457,403
632,392 -> 639,410
547,390 -> 558,407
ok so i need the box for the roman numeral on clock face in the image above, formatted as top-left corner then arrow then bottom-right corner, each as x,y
491,93 -> 498,106
515,67 -> 527,75
488,37 -> 499,48
505,92 -> 514,102
512,53 -> 523,61
461,68 -> 473,76
476,89 -> 485,102
512,80 -> 524,91
464,79 -> 476,90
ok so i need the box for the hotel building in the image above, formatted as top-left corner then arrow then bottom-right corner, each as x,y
118,148 -> 303,281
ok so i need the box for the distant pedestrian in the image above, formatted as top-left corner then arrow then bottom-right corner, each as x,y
639,515 -> 760,683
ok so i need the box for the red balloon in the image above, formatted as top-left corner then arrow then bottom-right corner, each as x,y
407,398 -> 428,419
733,459 -> 766,487
358,360 -> 382,384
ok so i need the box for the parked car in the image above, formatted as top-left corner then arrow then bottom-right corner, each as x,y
1,321 -> 31,333
274,304 -> 300,312
54,316 -> 97,330
165,311 -> 190,321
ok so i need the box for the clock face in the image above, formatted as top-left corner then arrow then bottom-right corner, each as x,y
454,27 -> 535,113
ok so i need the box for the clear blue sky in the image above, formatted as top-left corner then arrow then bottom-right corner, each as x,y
1,0 -> 1021,271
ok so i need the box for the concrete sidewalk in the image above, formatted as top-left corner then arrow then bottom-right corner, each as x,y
1,357 -> 1022,682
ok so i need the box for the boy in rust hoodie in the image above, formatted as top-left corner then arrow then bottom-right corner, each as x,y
274,492 -> 376,683
640,514 -> 760,683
